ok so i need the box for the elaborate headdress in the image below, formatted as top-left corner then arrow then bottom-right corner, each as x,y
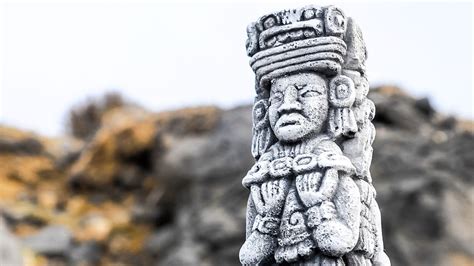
247,6 -> 349,89
247,6 -> 375,179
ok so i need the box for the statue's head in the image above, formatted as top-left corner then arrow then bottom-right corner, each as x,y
268,72 -> 328,143
248,6 -> 375,180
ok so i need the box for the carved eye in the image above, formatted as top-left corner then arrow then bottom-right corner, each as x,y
300,90 -> 319,98
263,15 -> 277,29
300,85 -> 324,98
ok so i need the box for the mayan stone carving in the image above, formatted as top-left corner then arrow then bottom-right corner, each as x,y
239,5 -> 390,265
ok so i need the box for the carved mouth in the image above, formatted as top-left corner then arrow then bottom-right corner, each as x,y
277,114 -> 304,128
280,120 -> 300,127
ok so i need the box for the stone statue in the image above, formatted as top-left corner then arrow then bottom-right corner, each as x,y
239,5 -> 390,265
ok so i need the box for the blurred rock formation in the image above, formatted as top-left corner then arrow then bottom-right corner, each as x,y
0,87 -> 472,266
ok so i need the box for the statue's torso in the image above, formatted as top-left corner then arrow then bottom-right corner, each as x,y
265,136 -> 345,264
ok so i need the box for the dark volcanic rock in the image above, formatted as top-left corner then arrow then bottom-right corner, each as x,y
370,88 -> 474,266
149,87 -> 473,266
69,241 -> 102,266
152,106 -> 252,265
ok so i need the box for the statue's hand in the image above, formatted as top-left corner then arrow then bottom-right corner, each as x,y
259,179 -> 290,217
296,172 -> 325,208
306,200 -> 338,228
320,200 -> 337,220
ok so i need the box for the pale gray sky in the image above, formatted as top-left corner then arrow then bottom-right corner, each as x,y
0,2 -> 472,136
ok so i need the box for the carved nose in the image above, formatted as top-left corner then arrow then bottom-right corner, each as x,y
278,85 -> 302,114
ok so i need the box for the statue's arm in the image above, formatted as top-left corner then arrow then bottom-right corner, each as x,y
301,170 -> 361,257
318,168 -> 339,202
318,174 -> 361,257
242,151 -> 273,237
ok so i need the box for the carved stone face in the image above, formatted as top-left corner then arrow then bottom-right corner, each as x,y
268,72 -> 329,143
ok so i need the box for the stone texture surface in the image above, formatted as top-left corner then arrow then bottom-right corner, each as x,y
0,87 -> 472,265
23,225 -> 72,256
241,5 -> 387,265
0,217 -> 23,266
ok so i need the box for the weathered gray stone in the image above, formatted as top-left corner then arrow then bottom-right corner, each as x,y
0,217 -> 23,266
23,225 -> 72,256
145,226 -> 178,255
69,241 -> 101,266
240,5 -> 389,265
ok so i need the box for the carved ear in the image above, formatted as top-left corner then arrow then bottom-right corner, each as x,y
251,99 -> 274,159
328,75 -> 358,137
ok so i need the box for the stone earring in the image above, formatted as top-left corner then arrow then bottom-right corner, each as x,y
328,75 -> 358,137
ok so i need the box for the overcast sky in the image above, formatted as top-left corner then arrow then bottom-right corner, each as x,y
0,1 -> 472,136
